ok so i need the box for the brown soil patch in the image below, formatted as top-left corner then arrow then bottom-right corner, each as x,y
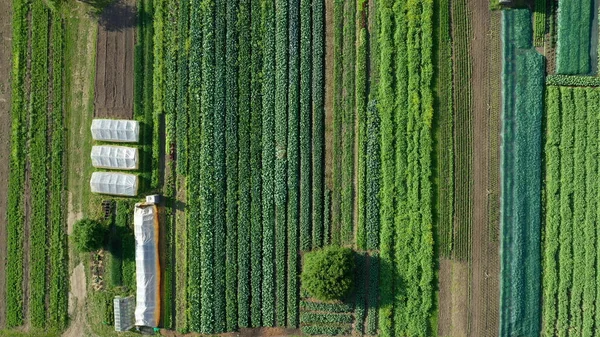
63,263 -> 87,337
469,3 -> 500,337
94,0 -> 136,119
0,0 -> 12,328
438,259 -> 469,337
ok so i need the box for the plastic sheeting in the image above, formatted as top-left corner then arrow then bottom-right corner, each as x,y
91,145 -> 139,170
91,119 -> 140,143
134,204 -> 160,327
90,172 -> 138,196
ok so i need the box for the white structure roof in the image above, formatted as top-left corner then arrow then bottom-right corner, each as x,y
90,172 -> 138,196
91,145 -> 138,170
134,204 -> 160,327
91,119 -> 140,143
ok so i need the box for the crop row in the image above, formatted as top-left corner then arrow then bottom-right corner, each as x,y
249,0 -> 263,327
365,100 -> 380,250
436,0 -> 454,258
48,12 -> 68,330
175,0 -> 189,175
340,0 -> 356,245
533,0 -> 546,47
299,0 -> 312,252
151,0 -> 163,189
366,252 -> 379,335
546,75 -> 600,87
555,0 -> 593,74
311,0 -> 325,249
451,0 -> 473,261
355,0 -> 368,250
140,0 -> 154,190
287,0 -> 300,328
353,252 -> 366,334
543,87 -> 600,336
300,300 -> 353,313
300,312 -> 354,324
29,1 -> 49,327
331,0 -> 343,245
6,0 -> 29,328
301,324 -> 352,335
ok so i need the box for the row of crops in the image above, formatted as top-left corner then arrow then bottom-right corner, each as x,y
6,0 -> 68,331
555,0 -> 594,74
154,0 -> 326,332
376,0 -> 435,336
500,9 -> 544,337
543,86 -> 600,337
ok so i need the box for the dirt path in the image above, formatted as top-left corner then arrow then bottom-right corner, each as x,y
438,259 -> 469,337
62,263 -> 87,337
469,1 -> 500,336
0,0 -> 13,328
94,0 -> 136,119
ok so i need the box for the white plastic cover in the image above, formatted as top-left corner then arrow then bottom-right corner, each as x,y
134,205 -> 160,327
91,119 -> 140,143
90,172 -> 138,196
91,145 -> 139,170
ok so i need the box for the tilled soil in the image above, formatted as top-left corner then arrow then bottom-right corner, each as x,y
94,0 -> 136,119
0,0 -> 12,328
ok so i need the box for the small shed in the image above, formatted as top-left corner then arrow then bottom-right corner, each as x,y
91,119 -> 140,143
91,145 -> 139,170
90,172 -> 139,197
114,296 -> 135,332
134,203 -> 161,328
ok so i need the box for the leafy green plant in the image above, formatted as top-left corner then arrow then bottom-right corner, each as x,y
301,246 -> 355,301
72,219 -> 107,253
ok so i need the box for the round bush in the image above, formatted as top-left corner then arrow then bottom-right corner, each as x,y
72,218 -> 107,252
301,246 -> 356,301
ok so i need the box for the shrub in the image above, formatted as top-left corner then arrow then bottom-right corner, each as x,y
72,219 -> 107,252
301,246 -> 355,301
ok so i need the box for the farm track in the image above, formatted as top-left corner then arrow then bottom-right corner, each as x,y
0,0 -> 13,328
94,0 -> 135,119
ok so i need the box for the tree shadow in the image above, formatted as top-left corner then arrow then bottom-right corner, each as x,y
92,0 -> 138,32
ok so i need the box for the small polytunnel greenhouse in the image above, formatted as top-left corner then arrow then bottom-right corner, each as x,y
134,203 -> 160,327
91,145 -> 139,170
90,172 -> 138,197
91,119 -> 140,143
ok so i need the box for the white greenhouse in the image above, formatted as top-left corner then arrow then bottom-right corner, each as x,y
91,119 -> 140,143
91,145 -> 139,170
90,172 -> 138,197
134,203 -> 160,327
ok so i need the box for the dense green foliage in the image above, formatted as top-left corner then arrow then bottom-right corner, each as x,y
546,75 -> 600,87
301,246 -> 355,301
500,10 -> 544,337
555,0 -> 593,74
300,312 -> 354,324
533,0 -> 546,46
301,324 -> 352,335
72,219 -> 107,253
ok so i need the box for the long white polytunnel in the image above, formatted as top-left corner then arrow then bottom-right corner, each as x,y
90,172 -> 138,197
91,145 -> 139,170
134,203 -> 160,328
91,119 -> 140,143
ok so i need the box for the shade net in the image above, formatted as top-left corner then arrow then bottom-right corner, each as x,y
91,145 -> 139,170
134,204 -> 160,327
90,172 -> 138,196
91,119 -> 140,143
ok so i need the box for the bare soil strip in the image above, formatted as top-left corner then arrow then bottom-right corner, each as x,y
94,0 -> 135,119
0,0 -> 13,328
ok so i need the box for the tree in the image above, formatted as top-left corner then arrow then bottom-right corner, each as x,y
301,246 -> 356,301
72,218 -> 107,252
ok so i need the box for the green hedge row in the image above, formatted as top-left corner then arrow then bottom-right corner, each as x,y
48,12 -> 68,330
261,0 -> 276,325
6,0 -> 29,328
199,0 -> 216,332
30,1 -> 49,328
311,0 -> 324,249
249,0 -> 263,327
